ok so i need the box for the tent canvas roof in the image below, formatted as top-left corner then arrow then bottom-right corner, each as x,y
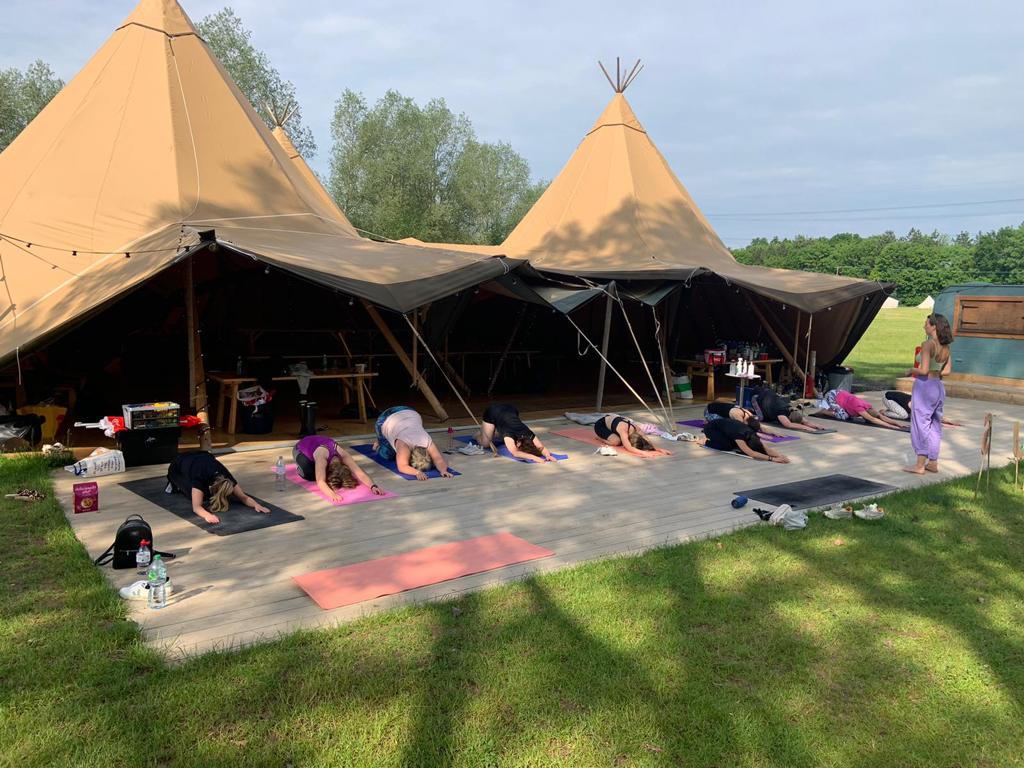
0,0 -> 514,360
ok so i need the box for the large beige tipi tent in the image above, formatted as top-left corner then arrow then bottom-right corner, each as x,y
406,70 -> 891,370
0,0 -> 516,363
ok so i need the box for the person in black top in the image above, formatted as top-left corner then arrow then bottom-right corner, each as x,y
166,451 -> 269,525
881,390 -> 961,425
701,419 -> 791,463
703,400 -> 782,437
750,387 -> 827,433
478,404 -> 557,462
593,414 -> 672,458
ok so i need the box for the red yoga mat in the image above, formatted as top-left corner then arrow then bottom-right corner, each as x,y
293,532 -> 554,610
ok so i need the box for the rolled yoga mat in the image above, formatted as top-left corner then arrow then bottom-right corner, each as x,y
119,476 -> 304,536
734,474 -> 897,510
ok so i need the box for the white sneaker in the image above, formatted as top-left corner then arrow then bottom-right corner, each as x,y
823,505 -> 853,520
596,446 -> 618,456
119,578 -> 174,601
457,442 -> 487,456
854,503 -> 885,520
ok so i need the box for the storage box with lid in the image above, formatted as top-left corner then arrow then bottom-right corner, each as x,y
121,402 -> 179,430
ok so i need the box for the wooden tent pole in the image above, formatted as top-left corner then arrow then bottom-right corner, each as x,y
362,300 -> 449,421
185,257 -> 212,450
595,293 -> 615,410
742,292 -> 807,382
792,311 -> 802,382
804,314 -> 814,383
487,304 -> 528,396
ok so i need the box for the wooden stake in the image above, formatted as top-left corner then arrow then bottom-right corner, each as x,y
185,257 -> 212,450
487,304 -> 528,396
596,293 -> 615,410
742,293 -> 807,382
362,301 -> 448,421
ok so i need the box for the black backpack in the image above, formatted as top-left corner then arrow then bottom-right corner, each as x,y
94,514 -> 175,569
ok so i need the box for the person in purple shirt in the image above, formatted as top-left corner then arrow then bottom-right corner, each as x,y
293,436 -> 384,502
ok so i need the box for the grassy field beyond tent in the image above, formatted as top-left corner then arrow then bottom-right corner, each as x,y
3,455 -> 1024,767
843,307 -> 929,387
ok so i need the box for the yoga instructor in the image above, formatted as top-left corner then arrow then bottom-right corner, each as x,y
902,313 -> 953,474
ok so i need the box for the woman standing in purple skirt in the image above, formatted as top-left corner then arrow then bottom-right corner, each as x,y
903,314 -> 954,474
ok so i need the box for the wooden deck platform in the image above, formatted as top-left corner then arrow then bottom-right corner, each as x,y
55,392 -> 1018,660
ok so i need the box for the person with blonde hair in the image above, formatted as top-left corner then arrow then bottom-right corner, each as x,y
593,414 -> 672,458
903,313 -> 954,474
166,451 -> 268,525
373,406 -> 454,480
294,435 -> 384,502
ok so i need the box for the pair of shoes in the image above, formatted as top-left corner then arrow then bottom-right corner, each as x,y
595,446 -> 618,456
119,578 -> 174,601
823,505 -> 853,520
854,503 -> 885,520
457,442 -> 486,456
676,432 -> 698,442
753,507 -> 773,521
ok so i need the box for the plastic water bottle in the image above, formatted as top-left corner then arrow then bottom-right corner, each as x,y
147,555 -> 167,609
236,356 -> 244,375
136,539 -> 151,574
322,353 -> 328,371
275,456 -> 286,491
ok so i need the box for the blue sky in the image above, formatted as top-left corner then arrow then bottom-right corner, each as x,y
4,0 -> 1023,246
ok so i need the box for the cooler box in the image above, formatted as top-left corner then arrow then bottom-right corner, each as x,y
116,427 -> 181,467
122,402 -> 180,431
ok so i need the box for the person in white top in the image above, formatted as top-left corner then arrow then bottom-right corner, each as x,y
373,406 -> 454,480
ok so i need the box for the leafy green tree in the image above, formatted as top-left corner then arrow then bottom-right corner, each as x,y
197,7 -> 315,158
0,60 -> 64,151
329,89 -> 546,244
973,223 -> 1024,284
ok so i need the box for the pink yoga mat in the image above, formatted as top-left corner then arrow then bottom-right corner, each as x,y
550,426 -> 609,447
285,465 -> 397,505
293,532 -> 554,610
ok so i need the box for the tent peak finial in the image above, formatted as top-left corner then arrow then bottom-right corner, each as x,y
598,58 -> 643,93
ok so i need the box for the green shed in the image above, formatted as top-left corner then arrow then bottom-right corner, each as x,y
934,283 -> 1024,380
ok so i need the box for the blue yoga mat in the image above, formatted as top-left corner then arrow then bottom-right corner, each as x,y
455,435 -> 568,463
350,443 -> 461,480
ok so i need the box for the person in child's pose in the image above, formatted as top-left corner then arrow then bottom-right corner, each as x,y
476,403 -> 557,462
593,415 -> 673,458
373,406 -> 455,480
293,435 -> 384,501
166,451 -> 269,525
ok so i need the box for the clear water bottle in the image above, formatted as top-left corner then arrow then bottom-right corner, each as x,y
136,539 -> 151,574
275,456 -> 286,491
322,353 -> 328,371
147,555 -> 168,609
236,355 -> 243,375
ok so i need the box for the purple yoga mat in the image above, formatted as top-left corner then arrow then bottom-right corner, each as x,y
677,419 -> 800,444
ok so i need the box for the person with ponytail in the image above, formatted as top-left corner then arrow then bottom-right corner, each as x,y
293,435 -> 384,502
166,451 -> 268,525
903,313 -> 954,474
593,414 -> 673,458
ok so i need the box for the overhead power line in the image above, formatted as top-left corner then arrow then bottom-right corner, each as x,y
708,197 -> 1024,218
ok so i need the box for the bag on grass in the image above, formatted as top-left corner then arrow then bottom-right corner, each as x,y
94,514 -> 175,569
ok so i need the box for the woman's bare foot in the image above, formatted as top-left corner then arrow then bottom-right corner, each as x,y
925,462 -> 939,473
902,466 -> 926,475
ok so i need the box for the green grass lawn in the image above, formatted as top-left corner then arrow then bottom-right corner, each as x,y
3,455 -> 1024,767
843,307 -> 929,387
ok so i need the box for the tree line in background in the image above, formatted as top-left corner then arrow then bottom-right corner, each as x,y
2,7 -> 1023,281
733,226 -> 1024,305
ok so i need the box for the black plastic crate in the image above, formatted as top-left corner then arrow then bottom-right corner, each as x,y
116,427 -> 181,467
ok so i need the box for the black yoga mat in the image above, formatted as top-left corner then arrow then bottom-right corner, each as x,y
119,477 -> 304,536
734,474 -> 896,510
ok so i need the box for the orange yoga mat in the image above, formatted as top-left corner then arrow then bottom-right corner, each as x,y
293,532 -> 554,610
550,426 -> 607,447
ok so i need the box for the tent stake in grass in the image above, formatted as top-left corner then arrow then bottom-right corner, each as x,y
976,412 -> 993,497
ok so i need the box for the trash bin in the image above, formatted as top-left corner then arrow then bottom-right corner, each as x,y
241,402 -> 275,435
826,367 -> 854,393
